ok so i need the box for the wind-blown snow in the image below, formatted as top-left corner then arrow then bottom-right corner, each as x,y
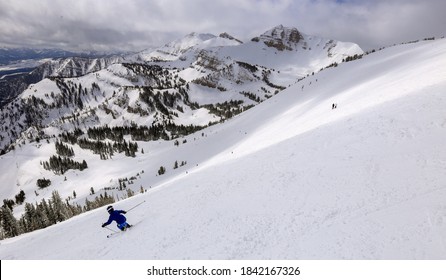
1,39 -> 446,259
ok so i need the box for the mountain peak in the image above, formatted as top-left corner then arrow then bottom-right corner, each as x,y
251,25 -> 303,51
219,32 -> 243,44
184,32 -> 216,41
157,32 -> 217,57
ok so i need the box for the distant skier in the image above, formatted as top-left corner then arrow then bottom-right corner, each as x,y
101,205 -> 132,231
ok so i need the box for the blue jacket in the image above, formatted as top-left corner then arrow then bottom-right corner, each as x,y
103,210 -> 127,226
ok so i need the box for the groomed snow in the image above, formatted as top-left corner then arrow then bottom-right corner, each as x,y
0,39 -> 446,259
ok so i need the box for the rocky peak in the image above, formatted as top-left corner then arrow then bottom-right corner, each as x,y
251,25 -> 303,51
219,32 -> 243,44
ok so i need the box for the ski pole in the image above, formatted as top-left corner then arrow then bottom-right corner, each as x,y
126,200 -> 146,212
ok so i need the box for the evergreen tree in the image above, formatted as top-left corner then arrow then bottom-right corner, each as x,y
37,178 -> 51,189
84,198 -> 93,212
24,202 -> 38,232
81,160 -> 88,170
15,190 -> 26,205
17,201 -> 49,234
17,216 -> 29,235
41,198 -> 56,225
0,206 -> 19,238
35,202 -> 50,229
66,201 -> 83,217
158,166 -> 166,175
50,191 -> 69,223
55,141 -> 75,157
126,189 -> 135,198
3,199 -> 15,211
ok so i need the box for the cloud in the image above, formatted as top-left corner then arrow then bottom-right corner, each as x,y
0,0 -> 444,51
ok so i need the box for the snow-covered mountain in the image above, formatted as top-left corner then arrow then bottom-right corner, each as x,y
135,25 -> 362,77
34,56 -> 125,78
0,25 -> 362,153
0,55 -> 125,109
0,36 -> 445,259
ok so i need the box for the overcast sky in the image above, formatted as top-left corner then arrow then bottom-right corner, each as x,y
0,0 -> 444,52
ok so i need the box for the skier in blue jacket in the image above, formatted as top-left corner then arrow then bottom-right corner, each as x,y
102,205 -> 132,231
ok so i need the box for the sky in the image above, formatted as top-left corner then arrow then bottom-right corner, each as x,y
0,0 -> 445,52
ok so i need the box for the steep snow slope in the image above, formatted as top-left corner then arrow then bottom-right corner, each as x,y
0,39 -> 445,259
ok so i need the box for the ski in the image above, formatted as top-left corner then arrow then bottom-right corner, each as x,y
106,222 -> 139,238
106,227 -> 130,238
106,228 -> 127,238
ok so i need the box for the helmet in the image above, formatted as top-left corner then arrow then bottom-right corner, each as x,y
107,205 -> 114,213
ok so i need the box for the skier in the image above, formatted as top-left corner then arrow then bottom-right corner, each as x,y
102,205 -> 132,231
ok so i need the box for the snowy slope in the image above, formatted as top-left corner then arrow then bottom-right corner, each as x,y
1,38 -> 446,259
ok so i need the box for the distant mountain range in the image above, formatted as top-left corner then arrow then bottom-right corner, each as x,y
0,47 -> 120,66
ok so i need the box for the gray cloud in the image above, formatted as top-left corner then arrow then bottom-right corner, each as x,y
0,0 -> 444,52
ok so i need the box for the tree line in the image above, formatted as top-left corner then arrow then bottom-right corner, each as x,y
0,190 -> 115,240
42,155 -> 88,175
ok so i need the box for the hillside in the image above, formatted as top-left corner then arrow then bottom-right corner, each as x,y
0,38 -> 445,259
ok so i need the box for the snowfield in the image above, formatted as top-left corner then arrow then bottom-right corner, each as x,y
1,38 -> 446,260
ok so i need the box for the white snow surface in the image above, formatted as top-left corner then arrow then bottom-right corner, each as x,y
1,39 -> 446,259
